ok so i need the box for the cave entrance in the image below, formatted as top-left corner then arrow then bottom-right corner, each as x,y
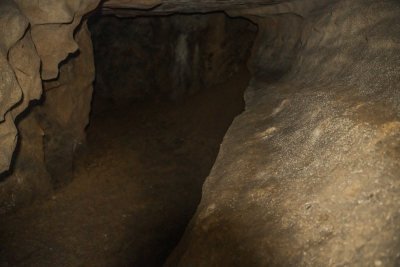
80,13 -> 256,265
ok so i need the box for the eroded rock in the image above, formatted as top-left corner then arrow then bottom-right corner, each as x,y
0,0 -> 29,174
38,21 -> 95,187
0,0 -> 399,265
167,0 -> 400,265
0,0 -> 98,210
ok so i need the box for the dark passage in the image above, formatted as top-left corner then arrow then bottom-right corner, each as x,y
0,13 -> 256,266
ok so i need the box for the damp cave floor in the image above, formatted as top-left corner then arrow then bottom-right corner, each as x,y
0,70 -> 250,267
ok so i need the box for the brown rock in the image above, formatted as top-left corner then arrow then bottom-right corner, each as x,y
167,0 -> 400,266
38,21 -> 95,187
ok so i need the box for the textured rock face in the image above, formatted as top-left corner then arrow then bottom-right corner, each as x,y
89,13 -> 256,102
0,1 -> 47,214
37,21 -> 95,188
0,111 -> 52,215
100,0 -> 277,15
167,0 -> 400,266
0,0 -> 29,175
0,0 -> 99,212
15,0 -> 100,80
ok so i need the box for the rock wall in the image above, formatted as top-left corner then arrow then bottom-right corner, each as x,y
0,0 -> 30,176
0,0 -> 100,213
167,0 -> 400,266
0,0 -> 399,265
0,1 -> 48,214
37,21 -> 95,188
89,13 -> 256,102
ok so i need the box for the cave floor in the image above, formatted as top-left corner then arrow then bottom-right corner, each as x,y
0,70 -> 250,267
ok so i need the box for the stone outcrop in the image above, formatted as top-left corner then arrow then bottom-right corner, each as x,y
0,0 -> 399,265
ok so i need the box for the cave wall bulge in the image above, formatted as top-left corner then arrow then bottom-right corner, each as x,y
167,0 -> 400,265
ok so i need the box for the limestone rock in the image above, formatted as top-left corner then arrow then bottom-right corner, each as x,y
13,0 -> 74,25
0,0 -> 28,54
0,111 -> 51,215
0,0 -> 29,174
167,0 -> 400,265
16,0 -> 100,80
9,31 -> 42,116
0,0 -> 98,210
0,114 -> 18,175
38,21 -> 95,187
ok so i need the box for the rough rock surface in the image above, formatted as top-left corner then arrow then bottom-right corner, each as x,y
167,0 -> 400,266
15,0 -> 99,80
99,0 -> 328,17
0,0 -> 29,174
38,21 -> 95,188
0,111 -> 52,215
0,0 -> 98,212
0,0 -> 399,265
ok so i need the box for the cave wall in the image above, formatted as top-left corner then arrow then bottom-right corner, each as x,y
37,21 -> 95,188
89,13 -> 256,102
167,0 -> 400,266
0,1 -> 48,214
0,0 -> 100,213
0,1 -> 31,177
0,0 -> 399,265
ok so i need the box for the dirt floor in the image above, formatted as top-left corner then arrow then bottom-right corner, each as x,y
0,69 -> 250,267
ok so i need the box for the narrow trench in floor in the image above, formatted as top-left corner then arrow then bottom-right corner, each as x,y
0,12 -> 257,267
85,13 -> 257,266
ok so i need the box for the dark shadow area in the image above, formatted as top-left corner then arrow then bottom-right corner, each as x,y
82,71 -> 252,266
84,12 -> 257,265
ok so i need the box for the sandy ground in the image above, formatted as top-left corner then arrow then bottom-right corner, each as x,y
0,69 -> 250,267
